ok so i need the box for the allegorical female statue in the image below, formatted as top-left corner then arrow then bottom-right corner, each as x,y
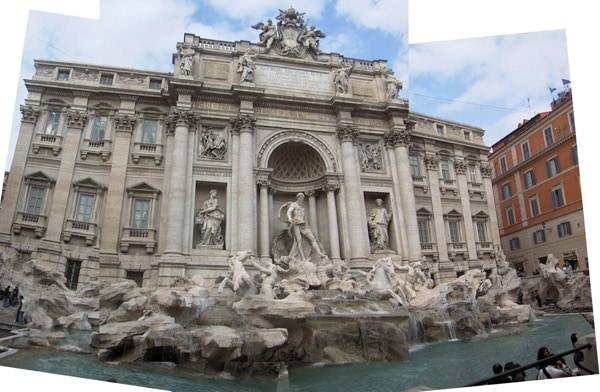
196,189 -> 225,247
367,198 -> 392,251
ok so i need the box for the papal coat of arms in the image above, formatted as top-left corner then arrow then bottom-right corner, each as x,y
252,7 -> 326,59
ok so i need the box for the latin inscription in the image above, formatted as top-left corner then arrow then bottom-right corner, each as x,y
255,65 -> 331,93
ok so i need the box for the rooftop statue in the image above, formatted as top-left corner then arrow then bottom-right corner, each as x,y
237,48 -> 258,83
252,7 -> 325,58
383,66 -> 403,100
333,63 -> 354,94
178,43 -> 195,77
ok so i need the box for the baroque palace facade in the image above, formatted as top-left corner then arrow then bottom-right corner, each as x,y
0,9 -> 500,290
489,88 -> 586,274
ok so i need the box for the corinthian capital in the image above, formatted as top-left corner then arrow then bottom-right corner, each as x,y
454,159 -> 467,175
383,128 -> 411,148
66,110 -> 88,129
19,105 -> 40,124
114,114 -> 137,132
424,154 -> 439,171
335,124 -> 359,144
166,109 -> 198,132
229,114 -> 257,134
480,162 -> 493,178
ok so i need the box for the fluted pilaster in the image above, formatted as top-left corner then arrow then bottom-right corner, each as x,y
336,124 -> 370,261
384,123 -> 421,262
230,114 -> 257,252
163,109 -> 197,255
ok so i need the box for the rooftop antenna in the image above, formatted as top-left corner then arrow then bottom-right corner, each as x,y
548,87 -> 556,103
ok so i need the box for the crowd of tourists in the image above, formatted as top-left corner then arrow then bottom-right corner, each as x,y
0,284 -> 28,325
487,331 -> 593,383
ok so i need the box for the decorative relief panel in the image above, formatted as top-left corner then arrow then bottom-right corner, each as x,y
359,140 -> 383,172
198,126 -> 227,160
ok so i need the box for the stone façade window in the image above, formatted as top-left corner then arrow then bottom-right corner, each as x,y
62,178 -> 105,246
12,171 -> 55,238
81,107 -> 114,161
132,112 -> 165,165
120,182 -> 161,254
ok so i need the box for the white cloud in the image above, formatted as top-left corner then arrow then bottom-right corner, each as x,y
334,0 -> 408,35
409,29 -> 570,145
205,0 -> 329,24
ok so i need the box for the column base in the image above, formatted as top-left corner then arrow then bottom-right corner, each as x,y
158,254 -> 187,286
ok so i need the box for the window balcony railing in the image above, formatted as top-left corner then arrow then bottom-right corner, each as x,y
13,212 -> 48,237
120,227 -> 157,254
476,241 -> 494,257
80,139 -> 112,161
62,218 -> 98,245
447,242 -> 467,261
131,142 -> 164,165
439,178 -> 458,196
32,133 -> 63,156
420,242 -> 438,258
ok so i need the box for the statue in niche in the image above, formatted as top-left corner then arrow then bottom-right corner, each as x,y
195,189 -> 225,248
359,142 -> 382,172
251,19 -> 277,53
271,193 -> 334,293
237,48 -> 258,83
282,192 -> 326,261
333,64 -> 354,94
367,198 -> 392,252
178,44 -> 194,77
199,127 -> 227,159
383,67 -> 403,100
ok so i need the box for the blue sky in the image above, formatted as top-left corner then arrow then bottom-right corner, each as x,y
0,0 -> 574,168
0,1 -> 599,391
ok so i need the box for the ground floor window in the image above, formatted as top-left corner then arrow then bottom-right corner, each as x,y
65,259 -> 82,290
126,270 -> 144,287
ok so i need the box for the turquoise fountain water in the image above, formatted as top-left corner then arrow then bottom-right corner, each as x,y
0,314 -> 595,391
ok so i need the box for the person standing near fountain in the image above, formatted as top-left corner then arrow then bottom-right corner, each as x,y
15,295 -> 26,325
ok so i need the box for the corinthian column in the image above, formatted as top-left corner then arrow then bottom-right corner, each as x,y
163,109 -> 196,255
257,175 -> 271,261
230,114 -> 256,252
384,124 -> 421,262
336,124 -> 370,261
323,183 -> 341,261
